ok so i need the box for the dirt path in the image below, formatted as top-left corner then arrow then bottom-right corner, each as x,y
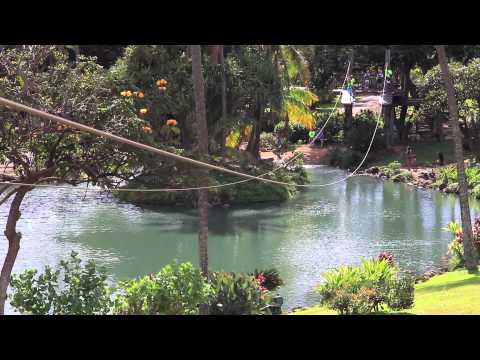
0,164 -> 14,177
259,93 -> 382,165
260,145 -> 333,165
353,93 -> 381,116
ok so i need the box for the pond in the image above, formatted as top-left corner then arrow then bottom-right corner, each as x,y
1,166 -> 479,314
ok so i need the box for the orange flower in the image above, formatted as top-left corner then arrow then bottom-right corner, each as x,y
139,108 -> 148,115
156,79 -> 168,87
137,91 -> 145,98
120,91 -> 127,97
166,119 -> 177,126
158,86 -> 167,91
125,90 -> 133,97
142,126 -> 152,134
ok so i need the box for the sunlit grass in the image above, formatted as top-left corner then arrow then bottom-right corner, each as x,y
290,269 -> 480,315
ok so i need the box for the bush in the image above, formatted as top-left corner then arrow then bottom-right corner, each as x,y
329,148 -> 363,169
260,132 -> 278,150
114,261 -> 214,315
316,256 -> 415,315
10,252 -> 113,315
315,111 -> 344,143
385,277 -> 415,310
251,268 -> 284,291
435,165 -> 480,194
345,110 -> 385,153
445,219 -> 480,270
208,272 -> 268,315
380,161 -> 402,178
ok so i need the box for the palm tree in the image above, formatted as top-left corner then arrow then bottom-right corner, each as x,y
436,45 -> 478,272
190,45 -> 210,282
245,45 -> 316,157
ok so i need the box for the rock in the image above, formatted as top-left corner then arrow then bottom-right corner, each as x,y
419,172 -> 430,180
445,182 -> 459,194
392,175 -> 404,183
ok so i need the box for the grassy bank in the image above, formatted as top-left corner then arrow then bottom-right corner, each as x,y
291,269 -> 480,315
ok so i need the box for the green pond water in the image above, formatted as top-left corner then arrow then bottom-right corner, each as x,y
1,166 -> 479,314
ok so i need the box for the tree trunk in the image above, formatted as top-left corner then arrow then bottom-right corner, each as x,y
0,188 -> 29,315
344,104 -> 353,131
246,100 -> 263,159
219,45 -> 227,152
246,121 -> 261,158
436,45 -> 478,272
208,45 -> 221,65
383,105 -> 394,148
191,45 -> 210,284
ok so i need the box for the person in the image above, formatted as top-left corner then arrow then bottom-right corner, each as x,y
345,77 -> 355,104
438,152 -> 445,166
363,72 -> 369,90
318,130 -> 325,148
377,68 -> 384,90
405,146 -> 417,170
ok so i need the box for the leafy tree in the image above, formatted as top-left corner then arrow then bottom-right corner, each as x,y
0,45 -> 147,313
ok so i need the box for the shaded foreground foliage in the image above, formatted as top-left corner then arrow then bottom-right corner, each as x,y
9,254 -> 284,315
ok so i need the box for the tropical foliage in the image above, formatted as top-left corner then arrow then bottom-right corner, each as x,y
10,252 -> 112,315
316,256 -> 415,315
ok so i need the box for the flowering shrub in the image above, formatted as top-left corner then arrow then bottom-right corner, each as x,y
378,252 -> 395,267
208,272 -> 269,315
316,255 -> 414,315
251,268 -> 284,291
445,219 -> 480,270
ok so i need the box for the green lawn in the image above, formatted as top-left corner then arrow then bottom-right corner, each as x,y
290,269 -> 480,315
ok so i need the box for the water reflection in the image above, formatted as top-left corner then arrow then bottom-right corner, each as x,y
1,167 -> 479,313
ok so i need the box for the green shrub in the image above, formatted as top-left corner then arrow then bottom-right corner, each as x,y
380,161 -> 403,178
260,132 -> 278,150
10,252 -> 113,315
472,184 -> 480,199
114,261 -> 214,315
466,166 -> 480,188
435,165 -> 480,193
208,272 -> 268,315
315,111 -> 344,143
385,277 -> 415,310
329,148 -> 363,169
345,110 -> 385,153
445,220 -> 480,270
316,258 -> 414,315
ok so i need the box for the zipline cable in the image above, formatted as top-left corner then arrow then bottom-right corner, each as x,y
309,60 -> 351,145
0,60 -> 385,192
